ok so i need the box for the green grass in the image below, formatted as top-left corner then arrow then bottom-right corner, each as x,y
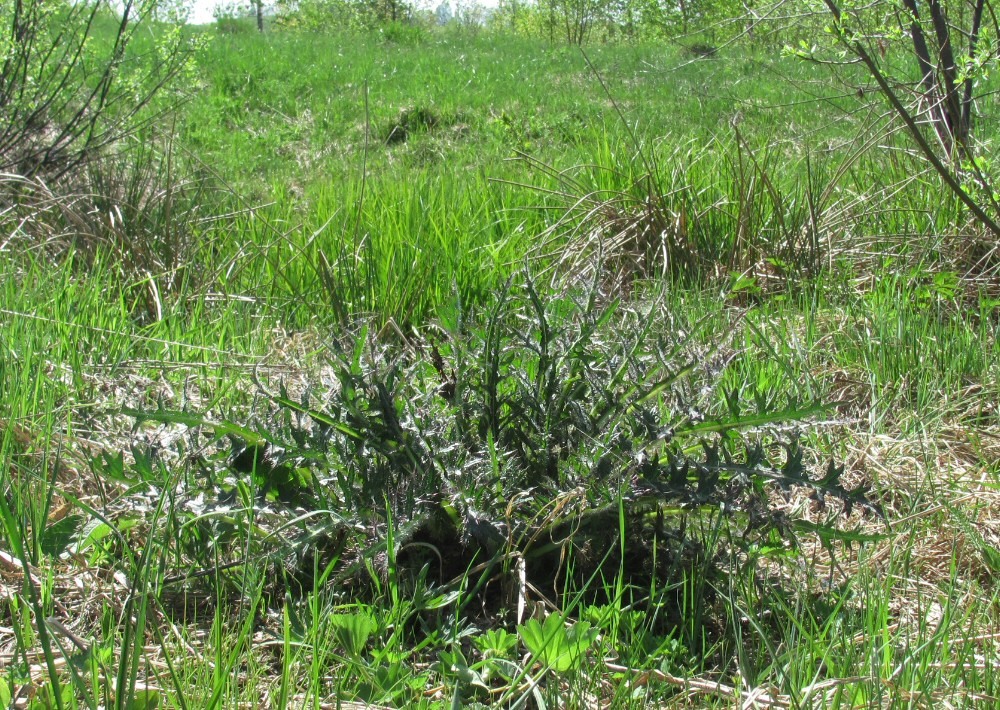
158,28 -> 890,328
153,27 -> 977,329
1,20 -> 999,709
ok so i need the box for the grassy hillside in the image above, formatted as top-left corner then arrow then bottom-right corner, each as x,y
1,22 -> 999,708
155,29 -> 968,328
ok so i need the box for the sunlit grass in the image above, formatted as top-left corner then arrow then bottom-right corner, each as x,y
0,23 -> 998,709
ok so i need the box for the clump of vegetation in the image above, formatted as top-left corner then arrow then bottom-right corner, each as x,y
686,42 -> 718,57
383,106 -> 445,144
1,145 -> 224,305
126,272 -> 878,671
521,132 -> 829,296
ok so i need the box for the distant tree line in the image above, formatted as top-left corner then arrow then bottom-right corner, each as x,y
270,0 -> 750,41
489,0 -> 743,44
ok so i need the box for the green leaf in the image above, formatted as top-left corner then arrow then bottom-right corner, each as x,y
439,647 -> 488,689
268,393 -> 364,441
518,613 -> 597,673
130,689 -> 162,709
72,519 -> 113,555
123,407 -> 267,446
0,483 -> 24,560
474,628 -> 518,659
41,515 -> 83,559
329,612 -> 376,659
92,450 -> 130,483
792,520 -> 890,546
679,400 -> 831,437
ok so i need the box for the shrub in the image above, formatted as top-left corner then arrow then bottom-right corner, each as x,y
0,0 -> 196,180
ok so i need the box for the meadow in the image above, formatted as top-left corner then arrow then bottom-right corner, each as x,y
1,14 -> 999,708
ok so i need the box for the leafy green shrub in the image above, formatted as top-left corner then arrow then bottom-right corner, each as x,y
0,0 -> 195,180
275,0 -> 421,34
0,0 -> 216,319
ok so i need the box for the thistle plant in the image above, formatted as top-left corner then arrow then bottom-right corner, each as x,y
130,268 -> 880,634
